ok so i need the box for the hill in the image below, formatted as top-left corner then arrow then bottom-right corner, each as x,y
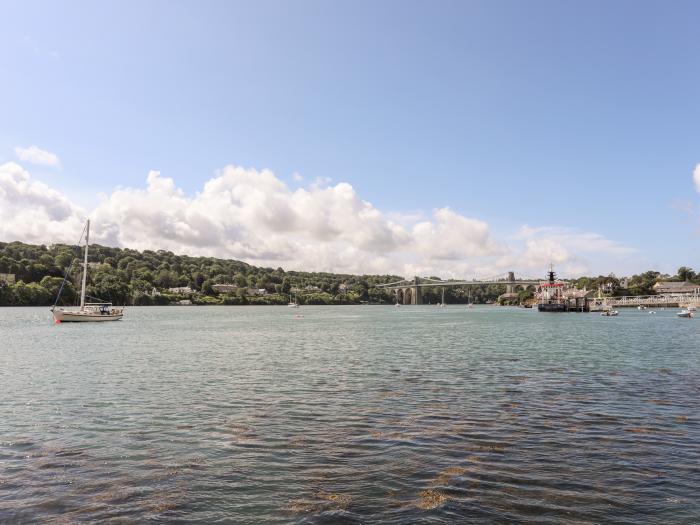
0,241 -> 406,306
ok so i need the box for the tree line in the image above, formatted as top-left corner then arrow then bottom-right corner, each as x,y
0,241 -> 696,306
0,241 -> 406,306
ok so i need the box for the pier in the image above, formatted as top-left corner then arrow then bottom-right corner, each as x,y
589,293 -> 700,310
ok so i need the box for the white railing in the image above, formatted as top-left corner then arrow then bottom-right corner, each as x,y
589,293 -> 700,309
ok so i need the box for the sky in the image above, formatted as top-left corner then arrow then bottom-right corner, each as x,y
1,0 -> 699,279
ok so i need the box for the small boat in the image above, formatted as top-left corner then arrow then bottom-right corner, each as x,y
51,219 -> 124,322
287,293 -> 299,308
54,302 -> 124,322
394,302 -> 401,307
637,305 -> 646,310
601,310 -> 618,317
677,310 -> 694,318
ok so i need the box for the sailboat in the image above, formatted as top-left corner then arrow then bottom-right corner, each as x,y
51,220 -> 124,322
287,292 -> 299,308
467,289 -> 474,308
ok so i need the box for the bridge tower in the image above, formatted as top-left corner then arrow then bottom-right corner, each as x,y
505,271 -> 516,294
411,276 -> 423,305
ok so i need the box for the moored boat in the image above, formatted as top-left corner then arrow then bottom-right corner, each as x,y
537,266 -> 568,312
53,304 -> 124,322
677,309 -> 694,318
51,219 -> 124,323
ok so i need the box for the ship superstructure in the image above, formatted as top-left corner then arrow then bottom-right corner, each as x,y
537,267 -> 568,312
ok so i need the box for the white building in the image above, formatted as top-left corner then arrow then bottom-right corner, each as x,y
168,286 -> 194,295
212,284 -> 238,293
652,281 -> 700,295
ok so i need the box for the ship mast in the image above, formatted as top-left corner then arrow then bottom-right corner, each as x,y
80,219 -> 90,310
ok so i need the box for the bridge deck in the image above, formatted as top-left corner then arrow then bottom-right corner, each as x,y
377,280 -> 542,289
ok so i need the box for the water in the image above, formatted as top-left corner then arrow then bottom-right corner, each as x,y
1,305 -> 698,524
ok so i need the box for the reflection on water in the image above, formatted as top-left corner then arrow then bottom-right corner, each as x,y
1,305 -> 699,524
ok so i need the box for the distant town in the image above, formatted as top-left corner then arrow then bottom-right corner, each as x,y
0,240 -> 698,307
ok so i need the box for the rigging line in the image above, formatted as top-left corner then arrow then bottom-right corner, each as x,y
50,222 -> 89,310
85,294 -> 111,304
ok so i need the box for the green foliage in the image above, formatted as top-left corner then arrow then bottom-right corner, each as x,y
0,241 -> 402,306
40,276 -> 77,305
419,284 -> 505,304
677,266 -> 696,282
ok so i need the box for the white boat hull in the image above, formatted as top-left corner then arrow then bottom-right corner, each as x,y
53,309 -> 123,322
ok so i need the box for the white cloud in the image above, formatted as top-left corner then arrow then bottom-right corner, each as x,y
502,225 -> 637,277
0,162 -> 84,244
292,172 -> 304,182
14,145 -> 61,167
412,208 -> 505,260
0,162 -> 636,278
693,163 -> 700,193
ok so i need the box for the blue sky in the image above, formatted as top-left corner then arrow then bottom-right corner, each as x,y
1,1 -> 699,277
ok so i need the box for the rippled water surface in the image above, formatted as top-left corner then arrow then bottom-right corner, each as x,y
1,305 -> 699,524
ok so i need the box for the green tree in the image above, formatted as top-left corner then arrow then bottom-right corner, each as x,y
281,276 -> 291,294
201,279 -> 215,295
40,276 -> 77,305
677,266 -> 695,281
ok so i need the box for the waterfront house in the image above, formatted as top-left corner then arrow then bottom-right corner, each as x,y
212,284 -> 238,293
168,286 -> 194,295
246,288 -> 268,296
0,273 -> 16,286
652,281 -> 700,295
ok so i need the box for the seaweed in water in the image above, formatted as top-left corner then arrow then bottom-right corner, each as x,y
415,489 -> 449,510
430,466 -> 469,486
284,491 -> 352,513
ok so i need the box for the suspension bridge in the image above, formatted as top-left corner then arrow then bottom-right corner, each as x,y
375,271 -> 547,305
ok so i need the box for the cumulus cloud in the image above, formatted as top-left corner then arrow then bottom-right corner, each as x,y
0,162 -> 635,278
501,226 -> 637,276
413,208 -> 505,260
90,166 -> 412,274
0,162 -> 84,243
694,163 -> 700,193
14,145 -> 61,167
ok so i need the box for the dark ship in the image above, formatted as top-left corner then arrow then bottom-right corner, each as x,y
537,267 -> 568,312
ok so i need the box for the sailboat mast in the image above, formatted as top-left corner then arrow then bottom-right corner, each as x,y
80,219 -> 90,309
